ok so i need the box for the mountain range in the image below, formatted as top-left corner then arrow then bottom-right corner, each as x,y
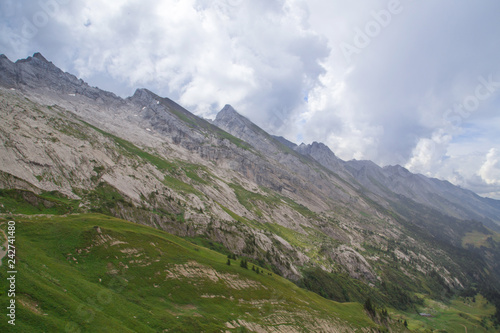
1,53 -> 500,332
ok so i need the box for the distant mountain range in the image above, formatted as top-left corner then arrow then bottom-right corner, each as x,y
1,53 -> 500,331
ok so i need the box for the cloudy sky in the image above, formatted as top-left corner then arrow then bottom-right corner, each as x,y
1,0 -> 500,199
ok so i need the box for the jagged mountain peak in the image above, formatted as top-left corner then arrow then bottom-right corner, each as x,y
220,103 -> 237,113
14,52 -> 50,62
133,87 -> 155,96
308,141 -> 336,155
1,52 -> 68,89
129,87 -> 159,104
16,52 -> 56,68
214,104 -> 308,159
33,52 -> 49,62
294,141 -> 347,176
215,104 -> 248,123
383,164 -> 413,177
214,104 -> 268,137
384,164 -> 409,172
346,159 -> 380,169
1,53 -> 125,105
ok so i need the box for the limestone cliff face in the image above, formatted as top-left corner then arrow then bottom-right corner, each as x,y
294,142 -> 349,178
330,245 -> 377,283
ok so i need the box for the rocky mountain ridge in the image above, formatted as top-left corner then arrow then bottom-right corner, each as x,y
1,53 -> 500,324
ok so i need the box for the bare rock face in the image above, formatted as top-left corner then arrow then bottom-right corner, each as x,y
1,53 -> 122,103
330,245 -> 377,283
213,104 -> 358,208
214,104 -> 278,156
294,141 -> 349,178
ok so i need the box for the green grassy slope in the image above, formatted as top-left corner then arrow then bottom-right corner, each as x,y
393,294 -> 497,332
0,214 -> 387,332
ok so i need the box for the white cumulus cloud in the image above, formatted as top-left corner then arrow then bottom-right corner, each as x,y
479,148 -> 500,186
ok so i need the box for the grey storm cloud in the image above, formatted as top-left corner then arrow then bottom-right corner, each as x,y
1,0 -> 500,198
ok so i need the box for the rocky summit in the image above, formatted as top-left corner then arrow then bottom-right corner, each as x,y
1,53 -> 500,332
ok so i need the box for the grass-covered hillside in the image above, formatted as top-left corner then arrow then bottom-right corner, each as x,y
0,214 -> 395,332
